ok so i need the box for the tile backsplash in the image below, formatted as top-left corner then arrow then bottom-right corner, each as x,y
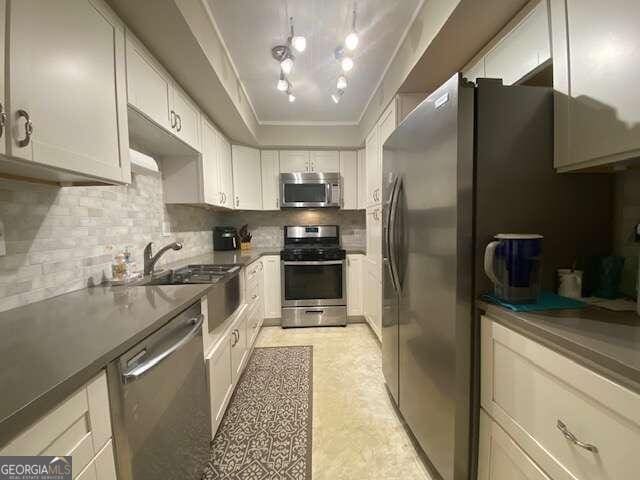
0,170 -> 366,312
217,209 -> 366,249
0,170 -> 216,312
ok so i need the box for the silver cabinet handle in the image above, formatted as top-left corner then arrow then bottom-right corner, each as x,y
122,315 -> 204,383
231,329 -> 239,347
556,420 -> 598,453
251,294 -> 258,300
170,110 -> 176,129
236,196 -> 240,207
276,197 -> 279,208
221,192 -> 226,204
176,114 -> 182,132
219,192 -> 224,204
16,109 -> 33,148
0,102 -> 6,138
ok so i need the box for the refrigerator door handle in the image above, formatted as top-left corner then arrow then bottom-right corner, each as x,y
388,176 -> 403,292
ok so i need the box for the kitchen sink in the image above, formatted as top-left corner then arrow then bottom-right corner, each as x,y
138,264 -> 241,286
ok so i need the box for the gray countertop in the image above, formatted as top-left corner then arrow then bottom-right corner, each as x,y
0,246 -> 364,446
478,301 -> 640,393
0,283 -> 212,447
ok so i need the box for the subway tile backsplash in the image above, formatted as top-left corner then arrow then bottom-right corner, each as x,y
0,170 -> 365,312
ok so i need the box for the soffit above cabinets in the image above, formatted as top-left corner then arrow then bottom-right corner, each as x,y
206,0 -> 422,125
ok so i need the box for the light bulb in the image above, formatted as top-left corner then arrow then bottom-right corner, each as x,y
337,75 -> 348,90
345,32 -> 359,51
281,57 -> 294,75
288,92 -> 296,102
341,56 -> 354,72
277,78 -> 288,91
292,36 -> 306,53
331,92 -> 342,104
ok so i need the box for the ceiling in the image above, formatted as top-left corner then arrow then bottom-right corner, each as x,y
207,0 -> 422,125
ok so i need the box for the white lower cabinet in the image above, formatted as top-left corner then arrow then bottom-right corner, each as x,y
263,255 -> 281,319
0,372 -> 116,479
347,254 -> 363,316
206,328 -> 234,435
478,410 -> 550,480
363,258 -> 381,340
481,315 -> 640,480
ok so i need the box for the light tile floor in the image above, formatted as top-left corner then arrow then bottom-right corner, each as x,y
255,324 -> 432,480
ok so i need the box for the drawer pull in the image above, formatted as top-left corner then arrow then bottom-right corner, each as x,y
556,420 -> 598,453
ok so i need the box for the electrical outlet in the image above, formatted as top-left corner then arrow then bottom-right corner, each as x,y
0,220 -> 6,256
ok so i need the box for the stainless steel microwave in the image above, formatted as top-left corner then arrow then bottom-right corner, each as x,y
279,172 -> 342,208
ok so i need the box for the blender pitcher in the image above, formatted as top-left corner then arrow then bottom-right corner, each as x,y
484,234 -> 543,303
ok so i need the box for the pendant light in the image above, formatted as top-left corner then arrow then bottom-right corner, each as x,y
337,75 -> 348,90
289,16 -> 307,53
331,90 -> 344,104
341,56 -> 354,72
280,56 -> 294,75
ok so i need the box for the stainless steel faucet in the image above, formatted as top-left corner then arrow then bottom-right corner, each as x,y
143,241 -> 183,276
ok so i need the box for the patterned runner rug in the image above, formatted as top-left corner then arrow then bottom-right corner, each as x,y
203,346 -> 313,480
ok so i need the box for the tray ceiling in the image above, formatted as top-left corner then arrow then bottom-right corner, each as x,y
207,0 -> 422,125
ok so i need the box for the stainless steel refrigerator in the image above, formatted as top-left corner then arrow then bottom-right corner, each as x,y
381,74 -> 611,480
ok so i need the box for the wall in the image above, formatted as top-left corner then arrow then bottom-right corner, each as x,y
613,169 -> 640,297
0,169 -> 216,313
217,210 -> 366,249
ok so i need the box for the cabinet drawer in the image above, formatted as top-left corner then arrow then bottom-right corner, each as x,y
481,316 -> 640,480
246,260 -> 262,282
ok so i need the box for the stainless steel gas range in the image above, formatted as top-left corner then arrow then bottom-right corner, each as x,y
280,225 -> 347,327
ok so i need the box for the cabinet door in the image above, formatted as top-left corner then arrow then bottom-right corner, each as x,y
365,127 -> 380,206
219,136 -> 234,208
8,0 -> 129,183
378,100 -> 397,145
366,205 -> 382,270
478,410 -> 551,480
364,259 -> 382,340
340,151 -> 357,209
0,0 -> 5,156
263,255 -> 281,318
171,86 -> 200,151
206,335 -> 233,436
261,150 -> 280,210
93,440 -> 117,480
309,150 -> 339,172
485,1 -> 549,86
357,149 -> 366,209
552,0 -> 640,170
232,145 -> 262,209
125,35 -> 172,131
230,320 -> 247,382
279,150 -> 310,173
347,255 -> 363,316
201,118 -> 221,206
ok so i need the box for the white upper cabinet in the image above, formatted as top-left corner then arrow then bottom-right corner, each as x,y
219,136 -> 234,209
201,117 -> 221,206
171,85 -> 200,150
357,149 -> 366,209
484,1 -> 550,86
232,145 -> 262,210
365,125 -> 380,206
551,0 -> 640,171
7,0 -> 130,184
309,150 -> 339,172
340,151 -> 357,209
378,100 -> 397,146
125,34 -> 172,132
261,150 -> 280,210
279,150 -> 310,173
463,58 -> 486,84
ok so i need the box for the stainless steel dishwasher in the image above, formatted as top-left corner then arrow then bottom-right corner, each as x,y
107,301 -> 211,480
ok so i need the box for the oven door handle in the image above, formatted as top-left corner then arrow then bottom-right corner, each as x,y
282,260 -> 344,266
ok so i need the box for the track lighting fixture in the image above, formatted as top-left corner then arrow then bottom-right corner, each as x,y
341,56 -> 354,72
280,56 -> 294,75
337,75 -> 348,90
277,72 -> 288,91
331,90 -> 344,104
272,16 -> 306,100
345,6 -> 359,51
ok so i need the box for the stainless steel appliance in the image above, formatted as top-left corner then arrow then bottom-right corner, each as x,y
280,225 -> 347,327
213,226 -> 239,251
382,74 -> 612,480
108,301 -> 210,480
279,172 -> 342,208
